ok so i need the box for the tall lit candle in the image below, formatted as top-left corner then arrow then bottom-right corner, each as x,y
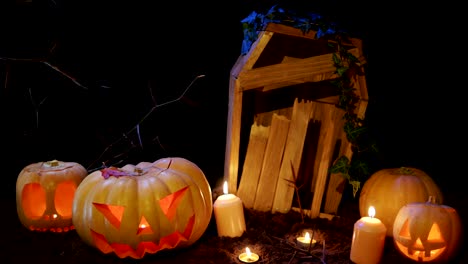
350,206 -> 387,264
213,181 -> 246,237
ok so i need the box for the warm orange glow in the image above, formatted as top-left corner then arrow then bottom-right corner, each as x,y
159,186 -> 189,221
21,183 -> 46,219
428,224 -> 443,241
395,222 -> 446,262
137,216 -> 154,235
93,203 -> 125,228
16,160 -> 87,233
395,241 -> 445,262
91,214 -> 195,259
54,181 -> 77,217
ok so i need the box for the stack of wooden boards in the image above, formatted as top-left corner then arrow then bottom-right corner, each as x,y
223,23 -> 368,218
236,98 -> 347,218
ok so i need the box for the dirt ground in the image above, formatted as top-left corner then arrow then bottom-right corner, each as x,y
1,188 -> 466,264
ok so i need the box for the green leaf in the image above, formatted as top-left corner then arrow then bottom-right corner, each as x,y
349,180 -> 361,197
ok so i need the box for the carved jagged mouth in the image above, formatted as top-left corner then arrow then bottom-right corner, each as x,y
90,214 -> 195,259
28,225 -> 74,232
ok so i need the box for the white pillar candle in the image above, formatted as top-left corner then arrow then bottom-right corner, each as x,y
350,206 -> 387,264
213,181 -> 246,237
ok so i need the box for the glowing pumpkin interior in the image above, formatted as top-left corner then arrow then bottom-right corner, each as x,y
20,181 -> 78,232
395,218 -> 446,262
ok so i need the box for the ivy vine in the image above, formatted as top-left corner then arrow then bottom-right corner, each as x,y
240,5 -> 377,197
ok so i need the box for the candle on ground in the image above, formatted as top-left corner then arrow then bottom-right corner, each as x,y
213,181 -> 246,237
238,247 -> 259,263
296,231 -> 316,250
350,206 -> 387,264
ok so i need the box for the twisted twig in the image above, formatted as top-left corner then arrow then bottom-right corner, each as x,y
86,74 -> 206,171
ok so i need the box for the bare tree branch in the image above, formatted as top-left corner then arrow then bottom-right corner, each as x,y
86,74 -> 206,171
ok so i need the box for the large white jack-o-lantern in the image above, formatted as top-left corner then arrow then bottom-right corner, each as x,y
16,160 -> 88,232
72,157 -> 212,259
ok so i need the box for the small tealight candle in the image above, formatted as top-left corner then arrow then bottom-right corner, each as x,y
213,181 -> 246,237
238,247 -> 260,263
350,206 -> 387,264
296,231 -> 316,250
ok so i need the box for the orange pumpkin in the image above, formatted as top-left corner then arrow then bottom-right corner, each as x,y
72,157 -> 212,259
359,167 -> 443,237
393,196 -> 462,263
16,160 -> 88,232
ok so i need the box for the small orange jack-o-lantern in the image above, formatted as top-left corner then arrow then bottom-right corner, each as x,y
72,157 -> 213,259
16,160 -> 88,232
393,196 -> 463,263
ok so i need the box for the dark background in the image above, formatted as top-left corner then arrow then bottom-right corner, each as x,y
0,0 -> 464,205
0,1 -> 466,263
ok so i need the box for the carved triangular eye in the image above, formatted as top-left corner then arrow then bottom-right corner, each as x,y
159,186 -> 189,221
428,223 -> 443,241
398,219 -> 410,238
93,203 -> 125,229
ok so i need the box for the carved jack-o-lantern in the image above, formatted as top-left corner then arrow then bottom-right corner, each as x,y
393,196 -> 463,263
16,160 -> 88,232
72,157 -> 213,259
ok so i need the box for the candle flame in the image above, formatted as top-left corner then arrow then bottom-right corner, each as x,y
223,181 -> 228,194
305,232 -> 310,240
368,206 -> 376,218
245,247 -> 251,258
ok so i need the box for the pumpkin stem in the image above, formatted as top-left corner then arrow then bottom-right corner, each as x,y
399,167 -> 414,175
45,160 -> 60,167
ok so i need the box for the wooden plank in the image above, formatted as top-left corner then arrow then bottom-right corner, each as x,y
323,108 -> 350,215
291,207 -> 336,220
262,56 -> 336,92
237,123 -> 270,209
225,30 -> 275,194
253,114 -> 290,212
264,23 -> 364,51
232,30 -> 275,78
310,102 -> 325,193
265,23 -> 318,40
323,172 -> 347,215
271,99 -> 314,214
309,104 -> 340,218
224,76 -> 243,194
238,51 -> 346,91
